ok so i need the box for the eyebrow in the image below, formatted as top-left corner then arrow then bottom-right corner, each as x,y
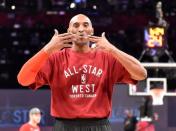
83,22 -> 89,25
72,22 -> 90,25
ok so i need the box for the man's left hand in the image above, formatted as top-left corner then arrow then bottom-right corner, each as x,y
89,32 -> 115,52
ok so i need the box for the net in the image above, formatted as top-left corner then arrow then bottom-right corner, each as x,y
149,88 -> 165,105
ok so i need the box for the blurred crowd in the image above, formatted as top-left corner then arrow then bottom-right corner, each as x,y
0,0 -> 176,88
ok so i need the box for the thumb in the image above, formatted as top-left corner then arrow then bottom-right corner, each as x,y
101,32 -> 105,37
54,29 -> 59,35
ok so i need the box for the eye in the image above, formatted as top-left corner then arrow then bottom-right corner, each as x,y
84,23 -> 89,27
73,23 -> 79,28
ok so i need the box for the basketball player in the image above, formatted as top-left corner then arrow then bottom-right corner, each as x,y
19,107 -> 42,131
124,109 -> 138,131
17,14 -> 147,131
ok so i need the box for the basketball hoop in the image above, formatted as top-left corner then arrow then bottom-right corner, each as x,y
149,88 -> 165,105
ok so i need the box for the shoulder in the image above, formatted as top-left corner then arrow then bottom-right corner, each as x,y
47,48 -> 70,62
95,49 -> 118,62
94,49 -> 111,57
21,123 -> 29,127
37,125 -> 40,129
19,123 -> 29,130
50,48 -> 69,57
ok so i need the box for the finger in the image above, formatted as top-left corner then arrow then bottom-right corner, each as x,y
60,35 -> 75,41
62,38 -> 74,43
89,37 -> 99,43
54,29 -> 59,35
89,35 -> 100,39
101,32 -> 105,37
59,33 -> 72,37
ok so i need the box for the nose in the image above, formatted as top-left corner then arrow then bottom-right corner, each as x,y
78,25 -> 84,33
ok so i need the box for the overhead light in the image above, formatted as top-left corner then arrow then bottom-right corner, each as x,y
13,41 -> 19,46
13,24 -> 21,29
11,32 -> 17,37
46,11 -> 58,15
70,3 -> 76,9
93,5 -> 97,10
59,11 -> 65,15
11,5 -> 16,10
24,49 -> 30,55
0,72 -> 9,79
0,59 -> 6,64
0,1 -> 5,7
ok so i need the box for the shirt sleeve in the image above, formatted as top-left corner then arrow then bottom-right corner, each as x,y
19,124 -> 27,131
109,53 -> 137,85
29,55 -> 54,90
17,50 -> 49,86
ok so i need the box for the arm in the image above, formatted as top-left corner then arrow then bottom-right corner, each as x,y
17,29 -> 74,86
107,45 -> 147,80
17,50 -> 49,86
89,33 -> 147,80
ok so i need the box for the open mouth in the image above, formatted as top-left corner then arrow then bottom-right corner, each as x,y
78,34 -> 85,37
71,33 -> 89,42
78,34 -> 89,38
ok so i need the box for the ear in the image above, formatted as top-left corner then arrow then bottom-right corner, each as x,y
91,28 -> 94,35
67,22 -> 71,33
67,28 -> 70,33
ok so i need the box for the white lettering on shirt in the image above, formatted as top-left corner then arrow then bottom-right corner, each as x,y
70,84 -> 96,98
64,65 -> 103,78
71,84 -> 95,94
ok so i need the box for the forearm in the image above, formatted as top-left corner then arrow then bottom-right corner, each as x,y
17,29 -> 74,86
17,49 -> 49,86
109,45 -> 147,80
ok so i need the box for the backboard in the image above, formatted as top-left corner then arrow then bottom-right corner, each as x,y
129,63 -> 176,105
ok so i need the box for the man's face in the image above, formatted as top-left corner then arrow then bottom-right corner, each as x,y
31,113 -> 41,124
68,14 -> 94,44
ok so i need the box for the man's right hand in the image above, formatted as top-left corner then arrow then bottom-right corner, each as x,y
43,29 -> 75,54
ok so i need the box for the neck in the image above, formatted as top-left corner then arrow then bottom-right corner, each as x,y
72,43 -> 90,53
29,120 -> 37,127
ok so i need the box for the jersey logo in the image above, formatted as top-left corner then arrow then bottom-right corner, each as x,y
81,74 -> 86,84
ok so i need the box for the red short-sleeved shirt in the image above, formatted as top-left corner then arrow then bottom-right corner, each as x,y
19,123 -> 40,131
31,48 -> 136,118
136,121 -> 155,131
